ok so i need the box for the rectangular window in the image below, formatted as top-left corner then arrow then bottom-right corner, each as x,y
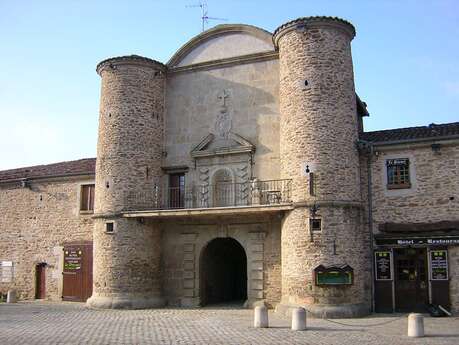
80,184 -> 95,211
105,222 -> 114,233
169,173 -> 185,208
386,158 -> 411,189
310,218 -> 322,232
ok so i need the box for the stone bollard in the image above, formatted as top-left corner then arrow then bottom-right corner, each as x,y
254,306 -> 269,328
6,290 -> 17,303
291,307 -> 307,331
407,313 -> 424,337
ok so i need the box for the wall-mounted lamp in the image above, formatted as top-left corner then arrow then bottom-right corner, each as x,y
310,203 -> 320,219
20,179 -> 30,189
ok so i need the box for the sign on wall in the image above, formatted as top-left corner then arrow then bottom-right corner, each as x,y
429,250 -> 448,281
374,251 -> 393,281
64,249 -> 82,271
376,236 -> 459,246
1,261 -> 14,283
314,264 -> 353,285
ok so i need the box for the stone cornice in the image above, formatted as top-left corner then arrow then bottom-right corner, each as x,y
168,51 -> 278,75
122,204 -> 293,218
190,132 -> 255,158
293,200 -> 363,209
273,16 -> 356,47
96,55 -> 166,76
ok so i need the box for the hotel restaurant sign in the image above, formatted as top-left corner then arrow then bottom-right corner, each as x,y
376,236 -> 459,246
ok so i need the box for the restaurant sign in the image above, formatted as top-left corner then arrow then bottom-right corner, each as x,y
376,236 -> 459,246
429,250 -> 448,281
64,249 -> 82,271
374,251 -> 392,281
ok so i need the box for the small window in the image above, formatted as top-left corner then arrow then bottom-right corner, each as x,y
105,222 -> 114,233
80,184 -> 95,212
169,173 -> 185,208
386,158 -> 411,189
310,218 -> 322,232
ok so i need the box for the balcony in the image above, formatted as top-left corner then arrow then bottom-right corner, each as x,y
122,179 -> 293,218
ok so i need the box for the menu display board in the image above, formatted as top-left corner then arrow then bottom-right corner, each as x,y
314,264 -> 353,285
430,250 -> 448,281
375,251 -> 392,281
64,249 -> 82,271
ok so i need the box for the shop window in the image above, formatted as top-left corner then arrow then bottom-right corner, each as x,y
386,158 -> 411,189
80,184 -> 95,212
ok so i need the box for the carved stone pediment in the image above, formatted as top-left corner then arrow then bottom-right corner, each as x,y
191,132 -> 255,158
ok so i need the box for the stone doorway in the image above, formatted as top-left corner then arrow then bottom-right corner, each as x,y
200,238 -> 247,306
35,263 -> 46,299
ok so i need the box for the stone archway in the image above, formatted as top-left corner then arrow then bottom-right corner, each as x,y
200,238 -> 247,306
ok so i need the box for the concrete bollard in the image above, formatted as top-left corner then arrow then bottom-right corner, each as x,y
254,306 -> 269,328
6,290 -> 17,303
291,307 -> 307,330
407,313 -> 424,337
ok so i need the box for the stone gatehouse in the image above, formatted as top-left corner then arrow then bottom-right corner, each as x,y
1,17 -> 458,317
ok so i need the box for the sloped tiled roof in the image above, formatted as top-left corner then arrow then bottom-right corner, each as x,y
361,122 -> 459,144
0,158 -> 96,182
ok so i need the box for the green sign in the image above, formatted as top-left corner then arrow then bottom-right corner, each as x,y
316,270 -> 352,285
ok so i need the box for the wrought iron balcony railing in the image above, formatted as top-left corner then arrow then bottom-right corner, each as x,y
123,179 -> 292,211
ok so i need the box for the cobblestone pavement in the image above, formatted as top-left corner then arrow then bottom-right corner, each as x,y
0,302 -> 458,345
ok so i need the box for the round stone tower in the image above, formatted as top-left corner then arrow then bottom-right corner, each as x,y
86,55 -> 166,309
273,17 -> 371,317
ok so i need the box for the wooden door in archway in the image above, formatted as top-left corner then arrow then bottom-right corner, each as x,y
35,263 -> 46,299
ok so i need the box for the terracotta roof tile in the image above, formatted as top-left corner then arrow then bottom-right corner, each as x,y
0,158 -> 96,182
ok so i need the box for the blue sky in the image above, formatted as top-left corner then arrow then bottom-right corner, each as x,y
1,0 -> 458,170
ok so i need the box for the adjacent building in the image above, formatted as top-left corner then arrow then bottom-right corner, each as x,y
1,17 -> 458,317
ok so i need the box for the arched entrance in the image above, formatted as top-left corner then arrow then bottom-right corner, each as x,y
200,238 -> 247,306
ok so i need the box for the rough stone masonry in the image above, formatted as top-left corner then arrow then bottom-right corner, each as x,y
0,16 -> 458,317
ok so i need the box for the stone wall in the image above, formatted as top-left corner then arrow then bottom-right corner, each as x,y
370,144 -> 459,231
0,177 -> 94,300
369,143 -> 459,312
164,59 -> 280,183
95,56 -> 166,214
88,56 -> 166,309
160,214 -> 282,308
274,17 -> 371,317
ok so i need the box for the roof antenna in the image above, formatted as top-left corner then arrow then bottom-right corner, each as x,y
187,1 -> 227,32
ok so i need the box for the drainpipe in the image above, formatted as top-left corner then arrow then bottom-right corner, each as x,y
358,139 -> 376,313
367,143 -> 375,313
